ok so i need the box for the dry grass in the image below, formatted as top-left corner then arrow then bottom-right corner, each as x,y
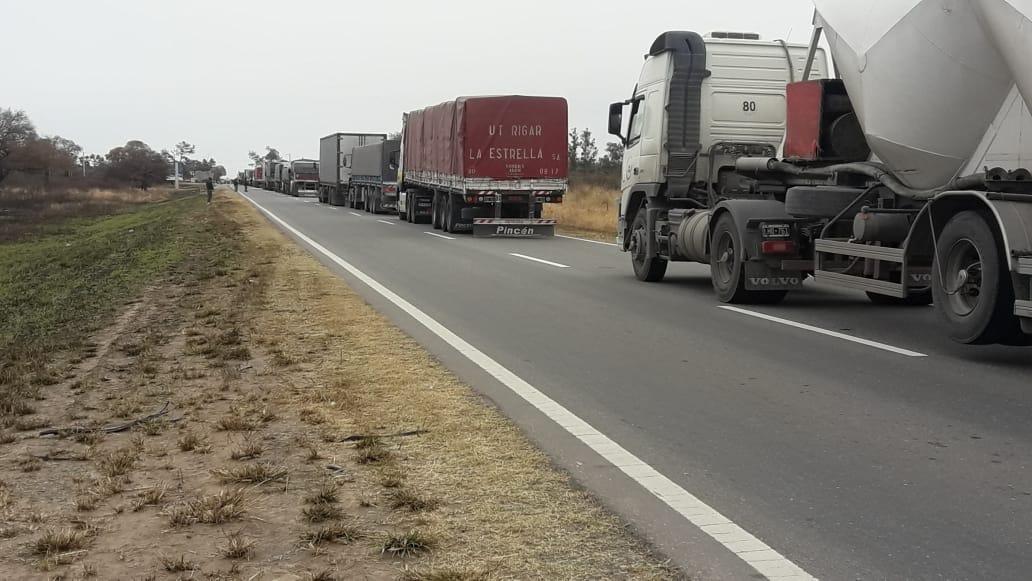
159,554 -> 197,572
219,530 -> 255,559
211,462 -> 287,485
0,186 -> 180,242
229,435 -> 264,460
399,569 -> 490,581
301,502 -> 344,523
390,488 -> 439,513
215,412 -> 257,432
304,481 -> 339,505
298,521 -> 362,546
176,430 -> 209,452
543,184 -> 620,236
95,446 -> 138,478
167,488 -> 248,526
131,482 -> 168,511
31,526 -> 96,556
381,530 -> 435,558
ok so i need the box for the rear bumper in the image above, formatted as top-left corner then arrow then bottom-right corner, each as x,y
472,218 -> 557,238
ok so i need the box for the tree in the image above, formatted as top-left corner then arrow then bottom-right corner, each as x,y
248,150 -> 262,164
603,141 -> 624,168
106,140 -> 167,189
212,165 -> 227,180
0,108 -> 38,184
579,129 -> 598,168
264,147 -> 281,161
568,127 -> 582,169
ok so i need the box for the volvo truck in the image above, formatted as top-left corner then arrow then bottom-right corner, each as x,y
398,96 -> 568,236
611,10 -> 1032,345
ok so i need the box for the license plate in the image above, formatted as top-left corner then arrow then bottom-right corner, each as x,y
762,223 -> 791,239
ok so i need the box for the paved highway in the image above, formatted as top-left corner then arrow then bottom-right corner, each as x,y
240,188 -> 1032,580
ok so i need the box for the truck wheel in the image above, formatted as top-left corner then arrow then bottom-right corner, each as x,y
369,195 -> 378,214
711,213 -> 787,304
432,196 -> 443,229
443,197 -> 454,232
629,209 -> 667,282
866,290 -> 932,306
932,210 -> 1021,344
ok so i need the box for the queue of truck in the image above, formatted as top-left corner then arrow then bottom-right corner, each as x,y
236,6 -> 1032,346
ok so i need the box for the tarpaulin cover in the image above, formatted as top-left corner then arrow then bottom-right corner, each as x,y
404,96 -> 568,181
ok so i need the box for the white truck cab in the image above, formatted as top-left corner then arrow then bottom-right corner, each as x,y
609,31 -> 828,248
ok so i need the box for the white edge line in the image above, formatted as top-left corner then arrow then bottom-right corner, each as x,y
424,231 -> 456,240
556,233 -> 619,247
238,192 -> 815,580
376,219 -> 395,226
349,211 -> 362,217
719,306 -> 928,358
509,253 -> 571,269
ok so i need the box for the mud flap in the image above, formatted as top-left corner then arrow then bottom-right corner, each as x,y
472,219 -> 556,238
744,262 -> 805,291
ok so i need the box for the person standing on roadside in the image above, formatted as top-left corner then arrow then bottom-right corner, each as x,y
232,178 -> 239,192
205,177 -> 215,204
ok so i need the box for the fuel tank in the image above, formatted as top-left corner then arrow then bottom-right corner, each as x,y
813,0 -> 1032,189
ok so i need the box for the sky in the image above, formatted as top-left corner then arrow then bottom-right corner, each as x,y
4,0 -> 820,174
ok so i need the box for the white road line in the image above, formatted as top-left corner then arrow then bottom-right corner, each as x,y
556,233 -> 619,247
238,191 -> 814,580
376,220 -> 395,226
719,306 -> 928,358
424,232 -> 455,240
349,212 -> 362,217
509,253 -> 571,269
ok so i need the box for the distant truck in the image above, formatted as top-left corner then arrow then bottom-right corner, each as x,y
284,159 -> 319,196
350,141 -> 400,213
244,169 -> 253,184
252,164 -> 264,188
398,95 -> 568,236
318,133 -> 387,206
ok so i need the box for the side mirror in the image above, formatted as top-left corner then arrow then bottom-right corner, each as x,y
608,102 -> 627,145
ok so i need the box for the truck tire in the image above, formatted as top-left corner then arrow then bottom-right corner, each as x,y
866,290 -> 933,306
369,192 -> 378,214
932,210 -> 1022,344
629,209 -> 667,282
785,186 -> 866,219
432,195 -> 443,229
710,213 -> 788,304
443,196 -> 454,233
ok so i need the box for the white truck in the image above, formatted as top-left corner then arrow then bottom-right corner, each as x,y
611,3 -> 1032,345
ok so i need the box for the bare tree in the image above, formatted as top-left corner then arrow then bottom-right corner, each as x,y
0,108 -> 38,184
264,146 -> 281,161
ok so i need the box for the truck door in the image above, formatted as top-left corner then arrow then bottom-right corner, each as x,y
621,94 -> 647,193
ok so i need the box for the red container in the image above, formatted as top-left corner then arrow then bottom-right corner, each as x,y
404,96 -> 568,181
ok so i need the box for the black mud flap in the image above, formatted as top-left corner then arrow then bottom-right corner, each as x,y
744,262 -> 805,291
472,219 -> 556,238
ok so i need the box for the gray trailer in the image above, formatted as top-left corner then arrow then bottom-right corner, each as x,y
350,140 -> 400,213
318,133 -> 387,205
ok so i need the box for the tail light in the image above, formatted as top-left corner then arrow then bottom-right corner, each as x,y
761,240 -> 797,255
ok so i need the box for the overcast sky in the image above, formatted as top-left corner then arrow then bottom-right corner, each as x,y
5,0 -> 818,174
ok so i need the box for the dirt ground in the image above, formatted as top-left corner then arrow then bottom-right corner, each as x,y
0,190 -> 679,580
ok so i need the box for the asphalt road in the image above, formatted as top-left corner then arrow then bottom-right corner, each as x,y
239,188 -> 1032,580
